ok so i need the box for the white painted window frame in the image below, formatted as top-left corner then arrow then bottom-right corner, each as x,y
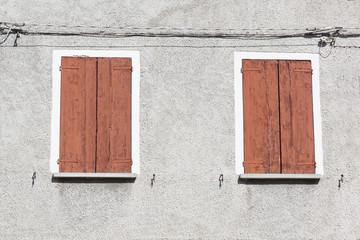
234,52 -> 323,176
50,50 -> 140,174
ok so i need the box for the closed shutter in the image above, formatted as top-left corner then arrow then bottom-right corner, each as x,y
96,58 -> 132,173
279,60 -> 315,174
242,59 -> 315,174
59,57 -> 132,173
109,58 -> 132,172
242,59 -> 281,173
59,57 -> 97,172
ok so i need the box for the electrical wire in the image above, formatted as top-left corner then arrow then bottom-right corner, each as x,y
2,22 -> 360,47
333,45 -> 360,49
2,28 -> 354,40
23,23 -> 360,33
17,30 -> 312,39
0,43 -> 318,48
24,23 -> 308,32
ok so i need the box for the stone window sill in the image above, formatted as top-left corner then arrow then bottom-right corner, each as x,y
239,174 -> 322,180
53,172 -> 137,179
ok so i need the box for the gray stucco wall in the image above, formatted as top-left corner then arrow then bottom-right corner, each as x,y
1,1 -> 360,239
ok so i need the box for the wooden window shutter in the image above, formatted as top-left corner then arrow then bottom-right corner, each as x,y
279,60 -> 315,174
96,58 -> 132,173
242,59 -> 315,174
59,57 -> 97,172
59,57 -> 132,173
242,59 -> 281,173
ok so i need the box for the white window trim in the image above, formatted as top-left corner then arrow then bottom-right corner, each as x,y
234,52 -> 323,175
50,50 -> 140,174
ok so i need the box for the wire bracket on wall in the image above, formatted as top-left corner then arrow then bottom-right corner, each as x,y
315,28 -> 341,58
319,36 -> 336,47
13,32 -> 20,47
0,22 -> 25,45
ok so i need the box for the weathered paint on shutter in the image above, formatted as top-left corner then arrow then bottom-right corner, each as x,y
96,57 -> 112,172
59,57 -> 97,172
278,60 -> 315,174
242,59 -> 281,173
96,58 -> 132,172
109,58 -> 132,172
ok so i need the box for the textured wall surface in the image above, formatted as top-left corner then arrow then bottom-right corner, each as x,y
1,0 -> 360,239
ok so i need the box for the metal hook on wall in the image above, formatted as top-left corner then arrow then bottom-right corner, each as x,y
338,174 -> 344,189
32,172 -> 36,187
219,174 -> 224,188
151,174 -> 155,188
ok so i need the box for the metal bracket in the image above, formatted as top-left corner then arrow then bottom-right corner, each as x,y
59,66 -> 80,71
13,32 -> 20,47
241,68 -> 261,73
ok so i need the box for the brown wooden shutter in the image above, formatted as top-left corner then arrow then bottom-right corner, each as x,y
279,60 -> 315,174
59,57 -> 97,172
242,60 -> 281,173
96,57 -> 111,172
96,58 -> 132,173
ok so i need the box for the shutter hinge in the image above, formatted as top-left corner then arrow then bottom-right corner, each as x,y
241,68 -> 261,73
297,162 -> 316,167
59,66 -> 80,71
294,69 -> 313,74
243,161 -> 263,166
57,159 -> 59,164
113,66 -> 133,72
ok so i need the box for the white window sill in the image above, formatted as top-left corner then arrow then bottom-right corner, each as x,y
239,174 -> 322,180
53,172 -> 137,179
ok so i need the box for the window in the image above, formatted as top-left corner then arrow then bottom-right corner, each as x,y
51,51 -> 140,175
235,53 -> 323,178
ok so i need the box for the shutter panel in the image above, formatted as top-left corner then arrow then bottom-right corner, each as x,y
96,58 -> 112,172
109,58 -> 132,172
279,60 -> 315,174
96,58 -> 132,173
59,57 -> 97,172
242,60 -> 281,173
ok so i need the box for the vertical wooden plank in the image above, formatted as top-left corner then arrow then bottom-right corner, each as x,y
96,58 -> 112,172
109,58 -> 132,173
59,57 -> 87,172
84,58 -> 97,172
279,60 -> 315,174
242,59 -> 280,173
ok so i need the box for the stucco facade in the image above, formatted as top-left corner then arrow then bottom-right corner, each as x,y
1,1 -> 360,239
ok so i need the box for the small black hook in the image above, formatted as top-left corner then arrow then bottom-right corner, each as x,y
219,174 -> 223,182
338,174 -> 344,189
219,174 -> 224,188
151,174 -> 155,188
32,172 -> 36,187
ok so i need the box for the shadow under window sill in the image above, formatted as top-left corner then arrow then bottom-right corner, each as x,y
238,174 -> 321,185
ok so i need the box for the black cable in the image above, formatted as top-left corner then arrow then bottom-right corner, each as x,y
0,43 -> 318,48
